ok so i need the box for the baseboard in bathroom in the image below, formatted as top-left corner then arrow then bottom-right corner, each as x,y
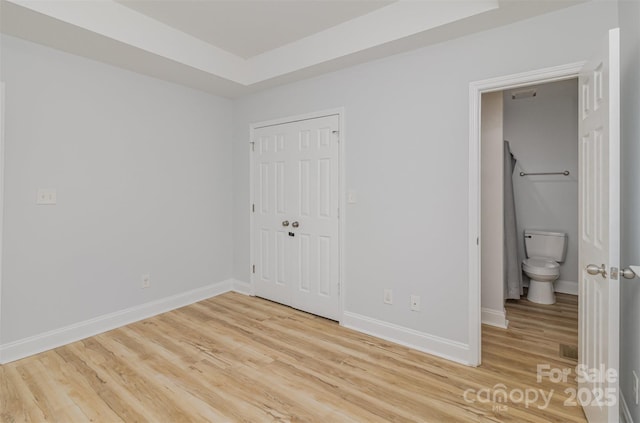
481,307 -> 508,329
555,280 -> 578,296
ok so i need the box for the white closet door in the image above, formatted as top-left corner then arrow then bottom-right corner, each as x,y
253,115 -> 340,321
253,124 -> 293,307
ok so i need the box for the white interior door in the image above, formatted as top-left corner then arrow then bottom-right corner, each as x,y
252,115 -> 341,321
253,123 -> 293,307
578,28 -> 620,422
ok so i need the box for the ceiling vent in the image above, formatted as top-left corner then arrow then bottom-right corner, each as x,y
511,88 -> 537,100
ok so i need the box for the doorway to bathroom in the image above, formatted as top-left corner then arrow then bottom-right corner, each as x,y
480,78 -> 579,330
470,30 -> 622,421
467,61 -> 589,369
478,78 -> 583,385
477,77 -> 582,381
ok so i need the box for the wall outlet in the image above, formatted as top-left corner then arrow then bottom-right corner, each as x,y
633,370 -> 639,405
410,295 -> 420,311
384,289 -> 393,305
36,188 -> 57,205
141,274 -> 150,289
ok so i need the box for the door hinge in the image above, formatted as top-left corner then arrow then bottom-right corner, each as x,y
476,237 -> 479,246
332,130 -> 340,142
252,203 -> 255,213
337,207 -> 340,218
250,141 -> 255,152
252,265 -> 255,274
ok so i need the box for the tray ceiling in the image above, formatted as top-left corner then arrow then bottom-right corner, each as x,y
0,0 -> 585,98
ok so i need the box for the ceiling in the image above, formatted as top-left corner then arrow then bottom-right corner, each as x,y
115,1 -> 395,59
0,0 -> 585,98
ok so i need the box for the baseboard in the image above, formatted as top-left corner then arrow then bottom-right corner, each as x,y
0,279 -> 235,364
482,307 -> 508,329
341,311 -> 471,365
621,391 -> 635,423
555,280 -> 578,296
231,278 -> 253,296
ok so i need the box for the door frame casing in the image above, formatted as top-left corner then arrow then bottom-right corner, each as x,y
468,63 -> 585,366
249,107 -> 346,321
0,82 -> 5,357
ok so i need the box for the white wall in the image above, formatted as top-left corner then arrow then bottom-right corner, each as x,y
0,35 -> 233,345
232,1 -> 619,358
503,79 -> 579,289
618,0 -> 640,420
480,91 -> 505,322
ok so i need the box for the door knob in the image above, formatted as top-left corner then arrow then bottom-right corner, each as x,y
586,263 -> 607,278
282,220 -> 289,227
292,221 -> 299,228
621,267 -> 637,279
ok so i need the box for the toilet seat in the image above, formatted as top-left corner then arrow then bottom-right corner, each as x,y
522,257 -> 560,276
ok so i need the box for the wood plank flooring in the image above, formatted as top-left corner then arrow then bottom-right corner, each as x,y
0,292 -> 585,422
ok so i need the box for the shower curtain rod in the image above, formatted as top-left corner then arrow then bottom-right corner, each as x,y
519,170 -> 570,177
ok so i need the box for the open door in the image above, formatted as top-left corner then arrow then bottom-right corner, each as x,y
578,28 -> 620,422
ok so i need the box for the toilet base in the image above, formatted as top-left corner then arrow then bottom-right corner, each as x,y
527,280 -> 556,304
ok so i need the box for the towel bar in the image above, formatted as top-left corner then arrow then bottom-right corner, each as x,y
519,170 -> 570,177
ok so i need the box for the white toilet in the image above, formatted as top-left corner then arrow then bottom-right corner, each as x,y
522,230 -> 567,304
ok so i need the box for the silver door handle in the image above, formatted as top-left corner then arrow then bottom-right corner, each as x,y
282,220 -> 289,227
621,267 -> 637,279
292,221 -> 299,228
586,263 -> 607,278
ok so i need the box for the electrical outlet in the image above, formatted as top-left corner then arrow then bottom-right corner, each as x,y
142,274 -> 150,289
633,370 -> 639,405
410,295 -> 420,311
384,289 -> 393,305
36,188 -> 57,205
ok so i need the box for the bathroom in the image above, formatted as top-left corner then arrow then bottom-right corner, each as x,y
480,78 -> 579,327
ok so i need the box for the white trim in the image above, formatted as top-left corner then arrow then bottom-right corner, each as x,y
248,114 -> 255,298
607,29 -> 622,423
231,278 -> 254,296
341,311 -> 471,365
338,110 -> 346,321
0,82 -> 5,350
250,108 -> 345,130
481,307 -> 508,329
249,108 -> 346,321
554,279 -> 579,296
468,62 -> 586,366
0,279 -> 236,364
620,391 -> 634,423
468,77 -> 482,367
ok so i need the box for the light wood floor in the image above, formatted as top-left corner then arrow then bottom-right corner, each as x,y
1,292 -> 585,422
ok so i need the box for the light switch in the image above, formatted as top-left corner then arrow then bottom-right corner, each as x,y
347,191 -> 357,204
37,189 -> 57,205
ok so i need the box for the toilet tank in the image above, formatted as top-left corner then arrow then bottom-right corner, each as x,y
524,230 -> 567,262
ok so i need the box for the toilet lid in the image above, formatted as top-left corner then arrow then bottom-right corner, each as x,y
522,257 -> 560,276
